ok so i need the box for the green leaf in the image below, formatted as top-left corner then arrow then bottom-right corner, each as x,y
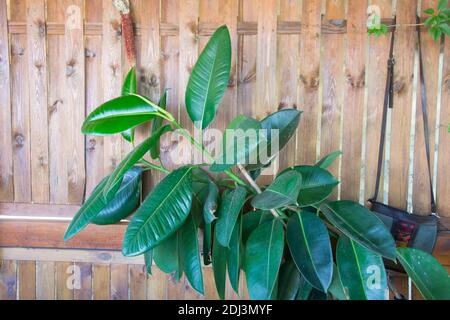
438,0 -> 448,11
242,210 -> 273,244
244,220 -> 284,300
215,186 -> 247,247
286,166 -> 339,207
397,248 -> 450,300
150,90 -> 169,159
64,174 -> 123,240
185,26 -> 231,130
144,250 -> 153,275
210,116 -> 264,172
179,215 -> 204,295
91,167 -> 142,225
246,109 -> 301,171
321,201 -> 397,260
424,8 -> 435,15
103,125 -> 172,199
121,67 -> 138,143
328,264 -> 347,300
440,22 -> 450,36
82,94 -> 160,135
228,213 -> 242,294
202,180 -> 219,265
122,166 -> 194,256
153,233 -> 182,280
212,236 -> 228,300
316,151 -> 343,169
252,171 -> 302,210
337,236 -> 387,300
295,276 -> 313,300
278,261 -> 303,300
287,212 -> 333,292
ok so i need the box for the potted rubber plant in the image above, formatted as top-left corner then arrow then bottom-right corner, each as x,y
65,25 -> 450,300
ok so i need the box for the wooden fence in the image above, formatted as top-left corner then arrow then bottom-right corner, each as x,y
0,0 -> 449,300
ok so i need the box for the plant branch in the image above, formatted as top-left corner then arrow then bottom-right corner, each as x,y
139,159 -> 170,174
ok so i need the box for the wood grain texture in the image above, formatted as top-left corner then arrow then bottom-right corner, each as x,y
147,268 -> 167,300
27,0 -> 49,203
0,0 -> 13,202
297,0 -> 322,165
340,0 -> 367,201
320,0 -> 345,193
129,264 -> 147,300
0,260 -> 17,300
18,260 -> 36,299
92,264 -> 110,300
437,37 -> 450,216
364,0 -> 392,203
74,262 -> 92,300
56,261 -> 73,299
412,0 -> 441,214
389,0 -> 417,209
110,264 -> 128,300
36,261 -> 55,299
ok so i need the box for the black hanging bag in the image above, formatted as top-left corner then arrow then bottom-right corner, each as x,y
369,17 -> 439,255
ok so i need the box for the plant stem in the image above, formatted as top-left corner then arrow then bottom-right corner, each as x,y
139,159 -> 170,174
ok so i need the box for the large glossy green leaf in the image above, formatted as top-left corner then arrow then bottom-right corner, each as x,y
215,186 -> 247,247
64,173 -> 124,240
82,94 -> 160,135
244,219 -> 284,300
247,109 -> 301,171
153,232 -> 182,280
321,201 -> 397,260
228,214 -> 242,294
278,261 -> 303,300
103,125 -> 172,199
150,90 -> 168,159
91,167 -> 142,225
397,248 -> 450,300
121,67 -> 138,143
252,171 -> 302,210
185,25 -> 231,130
122,166 -> 194,256
336,236 -> 387,300
295,276 -> 313,300
316,151 -> 343,169
328,264 -> 347,300
210,116 -> 264,172
287,166 -> 339,207
212,236 -> 228,300
287,212 -> 333,292
202,180 -> 219,266
242,211 -> 273,244
179,215 -> 204,294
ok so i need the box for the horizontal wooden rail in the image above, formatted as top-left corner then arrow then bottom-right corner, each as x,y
7,18 -> 398,37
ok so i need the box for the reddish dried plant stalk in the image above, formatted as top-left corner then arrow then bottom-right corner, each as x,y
113,0 -> 136,64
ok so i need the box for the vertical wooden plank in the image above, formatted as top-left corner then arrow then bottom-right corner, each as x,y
110,264 -> 128,300
18,260 -> 36,300
237,0 -> 258,118
10,0 -> 31,203
185,277 -> 203,299
147,268 -> 168,300
437,38 -> 450,216
203,268 -> 219,300
340,0 -> 367,201
277,0 -> 301,168
56,262 -> 73,300
297,0 -> 322,165
92,264 -> 110,300
85,0 -> 104,195
0,0 -> 13,202
47,0 -> 67,204
412,0 -> 441,214
36,261 -> 55,300
102,0 -> 122,176
389,0 -> 417,209
167,274 -> 185,300
178,0 -> 199,134
74,262 -> 92,300
64,0 -> 85,204
320,0 -> 345,186
129,264 -> 147,300
27,0 -> 49,203
0,260 -> 17,300
364,0 -> 392,203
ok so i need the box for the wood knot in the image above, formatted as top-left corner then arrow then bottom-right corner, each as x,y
444,75 -> 450,91
87,139 -> 97,152
300,73 -> 319,90
14,134 -> 25,147
278,102 -> 287,110
85,49 -> 96,58
49,99 -> 63,116
35,19 -> 46,37
329,19 -> 346,27
110,63 -> 120,77
38,156 -> 46,167
66,59 -> 77,77
12,46 -> 25,57
346,72 -> 365,88
393,79 -> 405,93
98,252 -> 112,262
111,20 -> 122,37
